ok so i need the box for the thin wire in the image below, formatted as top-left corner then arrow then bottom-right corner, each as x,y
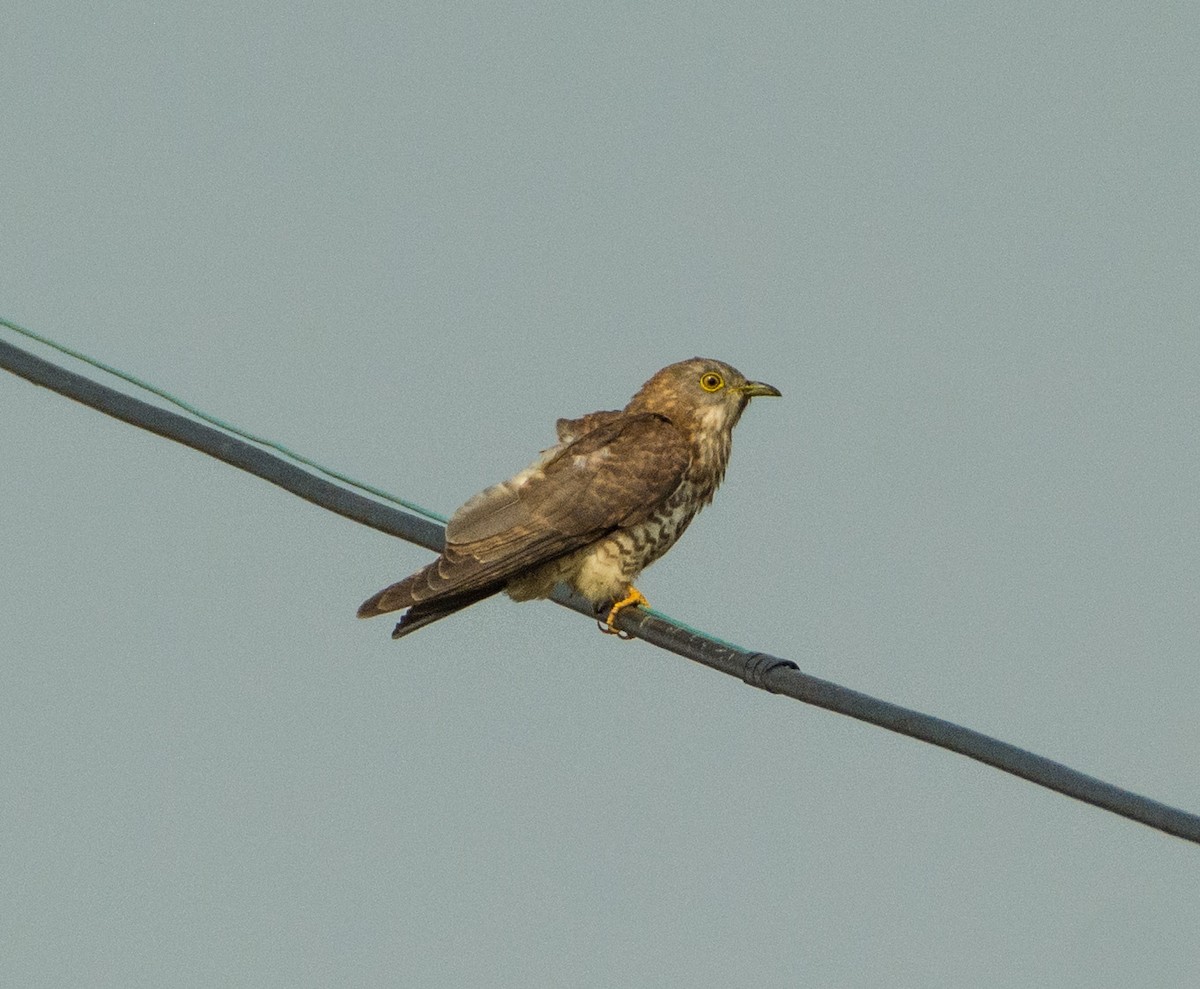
3,325 -> 1198,845
0,316 -> 446,524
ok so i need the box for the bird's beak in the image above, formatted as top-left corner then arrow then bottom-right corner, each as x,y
740,380 -> 782,398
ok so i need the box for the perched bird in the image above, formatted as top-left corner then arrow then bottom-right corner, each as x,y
358,357 -> 781,639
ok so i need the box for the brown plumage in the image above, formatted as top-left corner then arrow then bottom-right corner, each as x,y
358,357 -> 781,638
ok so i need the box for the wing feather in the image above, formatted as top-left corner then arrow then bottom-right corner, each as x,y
358,414 -> 690,616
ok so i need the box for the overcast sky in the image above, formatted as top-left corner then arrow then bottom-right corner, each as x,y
2,3 -> 1198,986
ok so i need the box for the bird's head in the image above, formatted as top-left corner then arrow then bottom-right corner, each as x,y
626,357 -> 781,436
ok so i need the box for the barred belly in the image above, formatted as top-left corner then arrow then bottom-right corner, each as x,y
505,478 -> 711,606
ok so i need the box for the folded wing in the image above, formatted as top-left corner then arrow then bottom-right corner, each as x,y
357,413 -> 690,618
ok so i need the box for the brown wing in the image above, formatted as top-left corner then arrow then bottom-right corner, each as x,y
555,409 -> 623,444
357,413 -> 690,617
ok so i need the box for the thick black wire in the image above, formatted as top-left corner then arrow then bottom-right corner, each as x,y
0,338 -> 445,551
3,335 -> 1198,845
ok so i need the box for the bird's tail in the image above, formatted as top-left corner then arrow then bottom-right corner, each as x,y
357,574 -> 422,619
358,572 -> 501,640
385,588 -> 499,639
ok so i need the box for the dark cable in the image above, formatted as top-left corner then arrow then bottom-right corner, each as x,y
3,334 -> 1197,845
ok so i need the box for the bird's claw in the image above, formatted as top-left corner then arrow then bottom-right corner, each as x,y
597,586 -> 649,638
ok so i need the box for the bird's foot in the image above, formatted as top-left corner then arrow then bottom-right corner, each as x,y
598,586 -> 649,638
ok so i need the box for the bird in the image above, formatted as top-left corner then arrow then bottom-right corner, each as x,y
357,357 -> 781,639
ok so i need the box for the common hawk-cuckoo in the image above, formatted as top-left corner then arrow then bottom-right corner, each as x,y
358,357 -> 780,638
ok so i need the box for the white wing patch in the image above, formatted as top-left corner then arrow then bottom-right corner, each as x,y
570,447 -> 613,470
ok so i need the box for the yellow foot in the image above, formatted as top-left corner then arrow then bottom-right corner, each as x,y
599,586 -> 650,637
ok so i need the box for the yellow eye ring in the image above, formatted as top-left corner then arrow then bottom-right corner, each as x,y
699,371 -> 724,392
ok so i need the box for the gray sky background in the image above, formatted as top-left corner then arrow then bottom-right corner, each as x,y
3,3 -> 1198,986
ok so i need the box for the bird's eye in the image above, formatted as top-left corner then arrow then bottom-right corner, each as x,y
699,371 -> 724,392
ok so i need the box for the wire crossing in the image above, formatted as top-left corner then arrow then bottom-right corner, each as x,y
2,321 -> 1198,845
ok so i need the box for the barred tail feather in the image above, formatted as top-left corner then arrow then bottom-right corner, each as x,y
357,572 -> 424,618
388,587 -> 499,639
